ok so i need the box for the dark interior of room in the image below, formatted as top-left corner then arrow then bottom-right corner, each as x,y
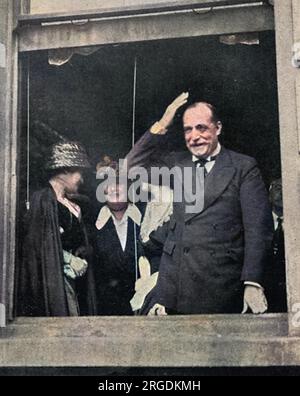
20,30 -> 280,197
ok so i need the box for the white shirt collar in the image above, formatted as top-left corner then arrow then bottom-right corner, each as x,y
95,203 -> 142,230
192,142 -> 221,162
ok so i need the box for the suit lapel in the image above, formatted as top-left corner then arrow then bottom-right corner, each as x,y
177,154 -> 197,209
184,147 -> 236,222
204,148 -> 236,208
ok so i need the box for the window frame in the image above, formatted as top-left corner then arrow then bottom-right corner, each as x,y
1,0 -> 300,367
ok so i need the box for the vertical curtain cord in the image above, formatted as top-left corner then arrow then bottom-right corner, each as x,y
26,58 -> 30,211
131,58 -> 139,286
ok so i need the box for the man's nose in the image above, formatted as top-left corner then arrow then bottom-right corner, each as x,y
190,128 -> 200,141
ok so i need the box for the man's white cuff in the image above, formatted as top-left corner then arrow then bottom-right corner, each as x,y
244,281 -> 263,290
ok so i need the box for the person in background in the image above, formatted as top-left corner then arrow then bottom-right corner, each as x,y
18,141 -> 97,316
93,156 -> 173,315
93,157 -> 144,315
264,178 -> 287,312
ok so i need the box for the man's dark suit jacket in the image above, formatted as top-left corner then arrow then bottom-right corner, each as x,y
127,131 -> 274,314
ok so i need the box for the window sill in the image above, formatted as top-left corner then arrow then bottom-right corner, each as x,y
0,314 -> 298,367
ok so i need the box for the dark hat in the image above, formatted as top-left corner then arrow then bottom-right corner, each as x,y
46,141 -> 91,170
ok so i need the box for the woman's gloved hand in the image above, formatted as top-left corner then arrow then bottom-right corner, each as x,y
63,250 -> 88,280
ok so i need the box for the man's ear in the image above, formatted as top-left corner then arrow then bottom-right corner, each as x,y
216,121 -> 222,136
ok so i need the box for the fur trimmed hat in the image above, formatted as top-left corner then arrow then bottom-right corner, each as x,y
46,141 -> 90,170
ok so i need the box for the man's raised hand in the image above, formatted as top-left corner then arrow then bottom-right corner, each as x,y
159,92 -> 189,130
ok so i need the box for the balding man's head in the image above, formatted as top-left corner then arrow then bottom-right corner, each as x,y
183,102 -> 220,124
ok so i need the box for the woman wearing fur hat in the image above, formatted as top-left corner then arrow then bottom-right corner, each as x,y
18,141 -> 97,316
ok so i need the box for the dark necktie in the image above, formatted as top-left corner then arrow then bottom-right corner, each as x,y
194,155 -> 217,177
